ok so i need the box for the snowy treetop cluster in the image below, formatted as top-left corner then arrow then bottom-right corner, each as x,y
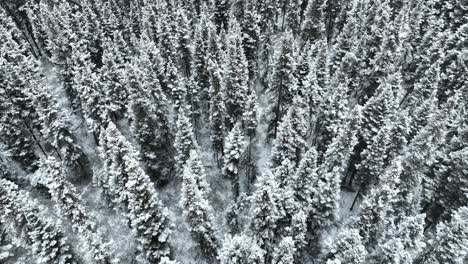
0,0 -> 467,263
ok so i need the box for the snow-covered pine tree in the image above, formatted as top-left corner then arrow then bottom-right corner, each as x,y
0,178 -> 77,264
293,147 -> 318,214
395,98 -> 452,219
270,94 -> 309,170
268,30 -> 297,138
224,18 -> 249,129
315,81 -> 349,158
174,9 -> 193,77
174,105 -> 199,178
352,109 -> 409,193
321,0 -> 342,41
325,228 -> 367,264
0,13 -> 43,171
181,150 -> 218,260
127,51 -> 174,185
41,157 -> 111,263
223,123 -> 245,198
301,0 -> 324,43
0,224 -> 15,263
355,158 -> 403,246
416,206 -> 468,264
208,58 -> 227,157
360,78 -> 398,144
369,214 -> 425,264
190,14 -> 211,122
250,171 -> 279,260
271,236 -> 296,264
290,209 -> 308,257
313,107 -> 361,230
33,86 -> 90,181
98,122 -> 174,262
238,1 -> 260,79
219,233 -> 265,264
242,89 -> 258,188
100,35 -> 129,121
70,44 -> 107,143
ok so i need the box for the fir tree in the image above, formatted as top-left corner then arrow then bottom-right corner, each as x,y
271,236 -> 296,264
0,14 -> 43,171
250,172 -> 279,259
223,123 -> 245,198
224,19 -> 249,128
127,55 -> 174,185
174,106 -> 199,177
270,94 -> 309,170
325,228 -> 367,264
219,233 -> 265,264
0,178 -> 77,264
315,81 -> 349,157
301,0 -> 324,43
99,122 -> 174,263
268,30 -> 297,137
416,206 -> 468,264
208,58 -> 227,157
181,150 -> 218,260
293,147 -> 319,214
41,157 -> 111,264
356,158 -> 403,246
370,214 -> 425,264
33,87 -> 90,181
100,35 -> 129,120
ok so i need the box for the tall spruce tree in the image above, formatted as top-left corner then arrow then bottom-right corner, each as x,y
268,30 -> 297,138
0,178 -> 77,264
219,233 -> 265,264
41,157 -> 111,264
181,150 -> 218,260
99,122 -> 174,263
223,123 -> 245,199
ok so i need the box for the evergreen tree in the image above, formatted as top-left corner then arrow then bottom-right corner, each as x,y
208,58 -> 227,156
301,0 -> 324,43
34,87 -> 90,181
370,214 -> 425,264
0,178 -> 77,264
290,209 -> 308,257
360,79 -> 398,143
293,147 -> 319,214
250,172 -> 279,259
239,1 -> 260,79
356,158 -> 403,246
315,108 -> 361,229
268,30 -> 297,137
416,206 -> 468,264
270,94 -> 309,169
219,233 -> 265,264
325,228 -> 367,264
174,106 -> 199,177
224,19 -> 249,128
0,225 -> 15,263
100,35 -> 129,120
315,81 -> 349,157
181,150 -> 218,260
0,13 -> 43,171
271,236 -> 296,264
223,123 -> 245,198
99,122 -> 174,263
70,44 -> 107,141
127,55 -> 174,185
242,90 -> 258,187
41,157 -> 111,263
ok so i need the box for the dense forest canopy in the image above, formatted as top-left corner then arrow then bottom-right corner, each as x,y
0,0 -> 467,263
